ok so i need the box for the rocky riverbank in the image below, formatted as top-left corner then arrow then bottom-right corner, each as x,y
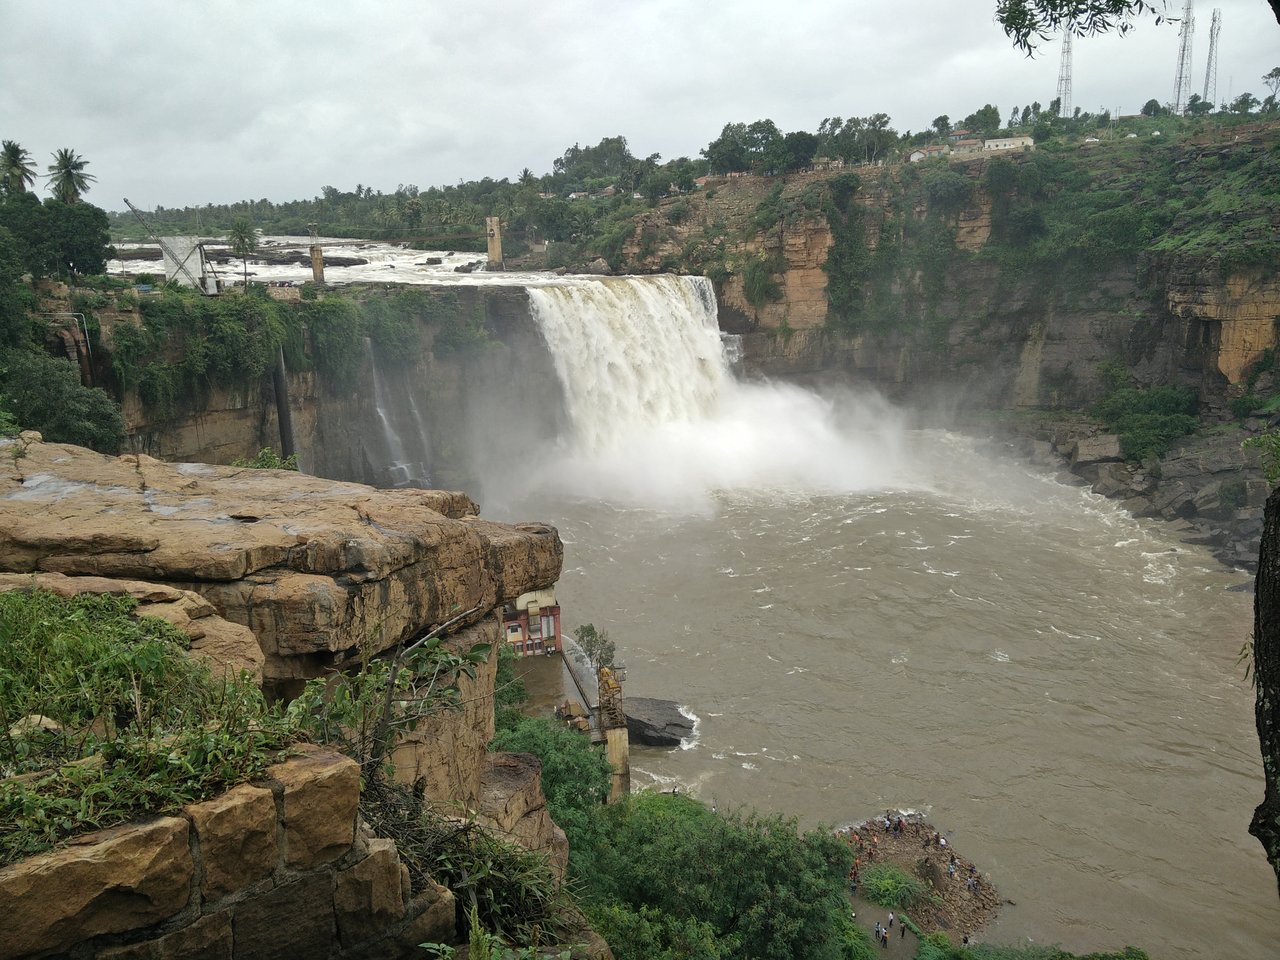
844,812 -> 1000,947
977,414 -> 1269,576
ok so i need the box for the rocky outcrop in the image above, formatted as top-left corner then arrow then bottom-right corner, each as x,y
0,435 -> 562,682
624,697 -> 695,747
0,747 -> 455,960
0,570 -> 264,679
478,752 -> 570,878
999,422 -> 1269,572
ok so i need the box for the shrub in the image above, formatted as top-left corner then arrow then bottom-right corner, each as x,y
859,863 -> 926,909
741,255 -> 783,309
0,348 -> 126,453
1094,385 -> 1199,461
0,589 -> 291,864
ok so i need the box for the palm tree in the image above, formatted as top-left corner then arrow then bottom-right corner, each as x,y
45,148 -> 95,202
1,141 -> 37,194
227,219 -> 258,290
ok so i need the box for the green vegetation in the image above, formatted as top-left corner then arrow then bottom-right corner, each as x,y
1244,433 -> 1280,485
1093,384 -> 1199,461
859,862 -> 927,908
231,447 -> 299,470
0,589 -> 293,865
569,622 -> 616,673
0,348 -> 126,452
493,704 -> 867,960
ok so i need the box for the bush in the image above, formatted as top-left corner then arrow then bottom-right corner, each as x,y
0,348 -> 126,453
1094,385 -> 1198,461
741,255 -> 783,309
859,863 -> 926,908
231,447 -> 299,470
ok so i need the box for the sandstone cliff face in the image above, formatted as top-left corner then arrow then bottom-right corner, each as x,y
620,141 -> 1279,414
0,436 -> 561,684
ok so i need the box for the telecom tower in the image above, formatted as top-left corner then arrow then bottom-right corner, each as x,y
1203,8 -> 1222,108
1056,31 -> 1073,117
1173,0 -> 1196,113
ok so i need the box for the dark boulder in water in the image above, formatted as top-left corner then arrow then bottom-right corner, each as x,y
624,697 -> 694,747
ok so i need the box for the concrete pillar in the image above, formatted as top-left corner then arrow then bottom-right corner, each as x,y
605,726 -> 630,803
485,216 -> 503,269
309,245 -> 325,284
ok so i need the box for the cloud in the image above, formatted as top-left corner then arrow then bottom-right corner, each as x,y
1,0 -> 1274,209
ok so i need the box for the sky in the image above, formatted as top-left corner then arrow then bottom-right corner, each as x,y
1,0 -> 1276,212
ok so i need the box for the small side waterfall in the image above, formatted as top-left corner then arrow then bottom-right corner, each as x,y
363,338 -> 430,488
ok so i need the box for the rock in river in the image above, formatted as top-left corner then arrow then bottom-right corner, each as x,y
624,697 -> 694,747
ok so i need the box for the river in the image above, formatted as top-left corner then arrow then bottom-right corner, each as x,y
473,275 -> 1277,959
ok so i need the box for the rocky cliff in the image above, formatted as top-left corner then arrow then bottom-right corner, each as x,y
0,433 -> 598,957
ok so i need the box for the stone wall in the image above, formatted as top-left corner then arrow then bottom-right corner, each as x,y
0,746 -> 459,960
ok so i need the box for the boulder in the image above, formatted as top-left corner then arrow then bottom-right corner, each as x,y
0,817 -> 193,958
266,746 -> 360,871
624,697 -> 695,747
1070,434 -> 1122,466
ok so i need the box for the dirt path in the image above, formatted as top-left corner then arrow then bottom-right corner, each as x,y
841,812 -> 1001,947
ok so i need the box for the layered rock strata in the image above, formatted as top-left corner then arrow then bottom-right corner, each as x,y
0,435 -> 562,683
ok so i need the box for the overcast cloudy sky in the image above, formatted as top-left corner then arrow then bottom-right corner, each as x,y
2,1 -> 1276,211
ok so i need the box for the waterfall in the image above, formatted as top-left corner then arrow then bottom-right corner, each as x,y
519,275 -> 909,511
363,338 -> 429,488
526,275 -> 729,454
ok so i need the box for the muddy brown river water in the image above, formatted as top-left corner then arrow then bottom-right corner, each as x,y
503,433 -> 1277,959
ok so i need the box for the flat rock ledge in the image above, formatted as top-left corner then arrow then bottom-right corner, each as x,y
0,435 -> 563,680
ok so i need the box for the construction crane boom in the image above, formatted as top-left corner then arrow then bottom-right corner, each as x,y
122,198 -> 216,294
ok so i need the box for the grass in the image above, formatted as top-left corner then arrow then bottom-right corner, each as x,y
0,588 -> 293,865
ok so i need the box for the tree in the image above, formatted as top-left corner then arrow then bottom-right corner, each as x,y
963,104 -> 1003,137
45,148 -> 95,203
571,622 -> 615,673
227,219 -> 258,289
701,122 -> 751,174
932,115 -> 952,139
1265,67 -> 1280,100
1232,92 -> 1261,114
997,1 -> 1280,54
574,793 -> 858,960
0,348 -> 126,453
1140,98 -> 1165,117
1,141 -> 37,194
1184,93 -> 1213,115
779,130 -> 819,172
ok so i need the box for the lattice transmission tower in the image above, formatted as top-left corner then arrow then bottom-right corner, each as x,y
1202,8 -> 1222,108
1173,0 -> 1196,113
1056,31 -> 1073,117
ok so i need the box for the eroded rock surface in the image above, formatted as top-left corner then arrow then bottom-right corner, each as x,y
0,437 -> 562,680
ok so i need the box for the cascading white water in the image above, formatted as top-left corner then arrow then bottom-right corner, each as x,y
527,275 -> 728,453
365,337 -> 407,464
522,275 -> 909,510
364,338 -> 429,487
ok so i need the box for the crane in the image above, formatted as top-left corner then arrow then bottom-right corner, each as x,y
122,198 -> 221,295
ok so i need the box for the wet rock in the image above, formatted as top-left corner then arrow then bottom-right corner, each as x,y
624,697 -> 694,747
1070,434 -> 1122,466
